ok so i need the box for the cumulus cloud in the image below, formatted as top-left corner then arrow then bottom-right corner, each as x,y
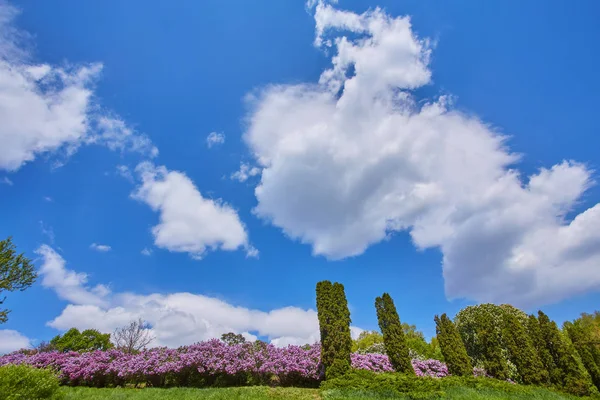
1,176 -> 13,185
90,243 -> 111,252
0,2 -> 156,172
39,245 -> 339,347
231,163 -> 261,182
242,1 -> 600,307
37,245 -> 110,307
0,329 -> 31,354
206,131 -> 225,148
132,162 -> 255,259
141,247 -> 152,256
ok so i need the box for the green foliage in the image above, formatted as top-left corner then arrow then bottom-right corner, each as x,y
538,311 -> 597,396
528,314 -> 559,384
565,320 -> 600,391
476,308 -> 509,380
454,304 -> 527,370
0,236 -> 37,324
502,311 -> 548,384
352,331 -> 384,353
316,281 -> 352,379
434,314 -> 472,377
50,328 -> 114,352
376,293 -> 413,374
320,370 -> 573,400
0,364 -> 63,400
221,332 -> 246,346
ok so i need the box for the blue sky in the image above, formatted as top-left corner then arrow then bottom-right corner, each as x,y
1,0 -> 600,352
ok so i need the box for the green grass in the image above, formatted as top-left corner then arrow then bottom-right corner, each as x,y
59,386 -> 580,400
60,386 -> 320,400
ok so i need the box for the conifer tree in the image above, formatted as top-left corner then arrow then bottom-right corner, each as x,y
538,311 -> 597,396
528,314 -> 558,384
316,280 -> 352,379
565,321 -> 600,391
477,308 -> 509,380
434,313 -> 472,376
502,311 -> 548,384
375,293 -> 413,374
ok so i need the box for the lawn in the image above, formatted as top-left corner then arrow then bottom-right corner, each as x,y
60,386 -> 577,399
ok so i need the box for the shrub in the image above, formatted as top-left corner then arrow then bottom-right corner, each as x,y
0,364 -> 62,400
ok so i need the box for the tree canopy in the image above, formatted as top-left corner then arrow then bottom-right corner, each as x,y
0,237 -> 37,324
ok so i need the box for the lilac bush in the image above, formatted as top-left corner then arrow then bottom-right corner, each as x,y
0,339 -> 465,388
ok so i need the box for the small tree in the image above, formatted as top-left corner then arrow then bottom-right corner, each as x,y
50,328 -> 113,352
375,293 -> 412,374
0,237 -> 36,324
502,311 -> 548,384
113,318 -> 154,353
435,313 -> 472,376
221,332 -> 246,346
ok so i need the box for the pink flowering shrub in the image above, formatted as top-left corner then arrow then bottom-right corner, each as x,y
0,340 -> 458,388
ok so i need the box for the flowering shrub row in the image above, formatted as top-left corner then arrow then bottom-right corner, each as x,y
0,340 -> 459,388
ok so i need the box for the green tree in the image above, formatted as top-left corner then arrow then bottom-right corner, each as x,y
221,332 -> 246,346
316,281 -> 352,379
434,313 -> 472,376
564,320 -> 600,391
528,314 -> 558,383
375,293 -> 413,374
0,237 -> 36,324
352,330 -> 384,353
538,311 -> 597,396
50,328 -> 113,352
502,311 -> 548,384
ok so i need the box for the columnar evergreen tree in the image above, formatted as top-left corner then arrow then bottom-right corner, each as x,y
316,280 -> 352,379
434,313 -> 472,376
528,314 -> 558,384
375,293 -> 413,374
477,308 -> 509,380
565,321 -> 600,391
502,311 -> 548,384
538,311 -> 597,396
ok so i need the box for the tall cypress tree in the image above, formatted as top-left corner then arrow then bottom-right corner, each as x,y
477,308 -> 509,380
538,311 -> 596,396
316,281 -> 335,376
375,293 -> 413,374
502,311 -> 548,384
328,282 -> 352,379
435,313 -> 472,376
528,314 -> 558,384
565,321 -> 600,391
316,280 -> 352,379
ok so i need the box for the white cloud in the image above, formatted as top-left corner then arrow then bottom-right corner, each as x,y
0,3 -> 156,172
231,163 -> 261,182
90,243 -> 111,252
88,117 -> 158,158
39,220 -> 55,243
40,246 -> 347,348
206,131 -> 225,148
0,329 -> 31,354
141,247 -> 152,256
43,196 -> 52,202
36,245 -> 110,307
132,162 -> 254,259
1,176 -> 13,185
116,164 -> 134,182
242,1 -> 600,308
